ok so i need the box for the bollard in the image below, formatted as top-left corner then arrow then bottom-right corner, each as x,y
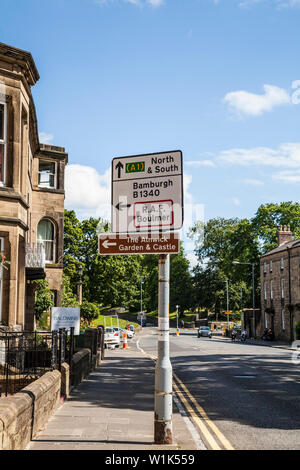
123,332 -> 128,349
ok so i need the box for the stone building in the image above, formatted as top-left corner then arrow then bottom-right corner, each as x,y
260,225 -> 300,342
0,42 -> 67,330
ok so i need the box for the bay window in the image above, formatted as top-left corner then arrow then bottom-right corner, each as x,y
0,237 -> 4,323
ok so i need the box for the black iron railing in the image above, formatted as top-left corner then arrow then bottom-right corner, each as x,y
0,328 -> 75,397
0,326 -> 104,398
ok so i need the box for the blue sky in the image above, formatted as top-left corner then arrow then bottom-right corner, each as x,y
1,0 -> 300,260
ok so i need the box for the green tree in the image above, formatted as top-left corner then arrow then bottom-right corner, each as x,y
63,211 -> 142,309
170,246 -> 193,315
189,217 -> 260,312
251,201 -> 300,252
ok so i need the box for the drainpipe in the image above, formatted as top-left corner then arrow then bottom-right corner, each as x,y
287,247 -> 292,341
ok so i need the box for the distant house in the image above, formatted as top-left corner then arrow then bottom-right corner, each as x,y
260,225 -> 300,342
0,42 -> 68,330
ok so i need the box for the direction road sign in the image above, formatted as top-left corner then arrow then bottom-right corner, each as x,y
98,232 -> 180,255
111,150 -> 183,233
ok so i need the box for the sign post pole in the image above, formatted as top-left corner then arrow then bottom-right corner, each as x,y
154,254 -> 172,444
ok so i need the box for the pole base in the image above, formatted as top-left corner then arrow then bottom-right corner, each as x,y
154,418 -> 172,445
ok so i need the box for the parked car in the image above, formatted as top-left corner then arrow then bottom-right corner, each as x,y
104,327 -> 121,348
197,326 -> 212,338
114,327 -> 134,339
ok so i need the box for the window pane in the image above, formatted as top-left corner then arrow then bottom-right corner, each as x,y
37,219 -> 55,262
0,104 -> 4,141
38,219 -> 54,242
38,160 -> 56,188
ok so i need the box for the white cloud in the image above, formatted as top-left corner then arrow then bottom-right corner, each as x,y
65,164 -> 111,220
39,132 -> 54,144
224,84 -> 291,117
185,160 -> 216,168
217,142 -> 300,168
233,197 -> 241,206
94,0 -> 164,6
186,252 -> 199,270
242,178 -> 265,186
213,0 -> 300,8
272,169 -> 300,183
147,0 -> 164,6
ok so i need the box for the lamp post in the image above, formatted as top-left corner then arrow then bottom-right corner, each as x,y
232,261 -> 256,338
77,265 -> 83,305
140,268 -> 144,314
224,280 -> 229,330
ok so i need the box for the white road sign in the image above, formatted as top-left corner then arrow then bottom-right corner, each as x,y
111,150 -> 183,233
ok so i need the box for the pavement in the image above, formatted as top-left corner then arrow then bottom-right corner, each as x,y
27,336 -> 200,451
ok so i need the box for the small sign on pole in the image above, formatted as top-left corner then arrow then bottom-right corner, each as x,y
51,307 -> 81,336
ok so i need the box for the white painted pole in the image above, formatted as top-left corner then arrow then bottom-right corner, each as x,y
154,254 -> 173,444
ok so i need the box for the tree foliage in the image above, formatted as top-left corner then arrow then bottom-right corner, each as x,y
189,201 -> 300,314
63,210 -> 193,313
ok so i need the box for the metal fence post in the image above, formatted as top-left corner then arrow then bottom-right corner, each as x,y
5,335 -> 9,397
58,328 -> 66,371
51,330 -> 58,370
69,327 -> 75,365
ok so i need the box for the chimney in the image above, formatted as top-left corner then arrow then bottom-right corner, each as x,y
277,225 -> 293,246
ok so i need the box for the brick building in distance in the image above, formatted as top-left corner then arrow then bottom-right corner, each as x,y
260,225 -> 300,342
0,42 -> 67,330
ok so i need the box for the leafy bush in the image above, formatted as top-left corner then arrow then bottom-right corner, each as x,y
33,280 -> 54,320
81,301 -> 99,322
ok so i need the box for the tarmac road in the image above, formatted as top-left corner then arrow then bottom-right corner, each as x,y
138,327 -> 300,450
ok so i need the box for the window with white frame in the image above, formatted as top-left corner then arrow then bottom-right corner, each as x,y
38,160 -> 57,189
263,262 -> 267,274
270,260 -> 273,273
37,219 -> 55,263
270,280 -> 273,299
280,257 -> 284,270
282,309 -> 286,331
281,279 -> 285,299
264,282 -> 267,300
0,237 -> 4,323
0,102 -> 6,184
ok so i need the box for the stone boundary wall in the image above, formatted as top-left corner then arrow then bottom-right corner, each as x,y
0,370 -> 61,450
71,348 -> 91,388
0,345 -> 103,450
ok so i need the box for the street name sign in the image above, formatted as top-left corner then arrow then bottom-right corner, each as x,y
99,232 -> 180,255
111,150 -> 183,233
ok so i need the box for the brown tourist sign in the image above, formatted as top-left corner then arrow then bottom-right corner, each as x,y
98,232 -> 180,256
